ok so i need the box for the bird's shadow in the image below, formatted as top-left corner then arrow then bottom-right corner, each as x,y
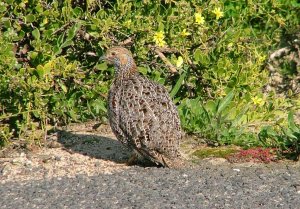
55,128 -> 159,167
56,130 -> 131,164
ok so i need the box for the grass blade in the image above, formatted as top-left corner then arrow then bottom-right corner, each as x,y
217,90 -> 235,115
170,71 -> 187,98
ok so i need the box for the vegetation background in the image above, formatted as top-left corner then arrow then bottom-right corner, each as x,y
0,0 -> 299,159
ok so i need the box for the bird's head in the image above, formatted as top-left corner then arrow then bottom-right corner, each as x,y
100,46 -> 137,78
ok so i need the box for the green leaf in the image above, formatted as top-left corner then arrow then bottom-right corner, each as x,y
60,39 -> 73,49
18,30 -> 25,39
284,128 -> 297,140
25,14 -> 35,23
194,49 -> 201,62
54,46 -> 62,55
288,111 -> 299,132
205,100 -> 217,114
29,51 -> 38,59
92,99 -> 107,114
32,28 -> 40,40
35,4 -> 44,13
217,90 -> 235,115
67,23 -> 81,41
35,65 -> 45,78
96,62 -> 108,71
200,102 -> 211,123
170,71 -> 186,98
68,110 -> 78,121
57,33 -> 65,46
59,82 -> 68,93
231,104 -> 249,126
138,67 -> 148,75
0,4 -> 6,13
73,7 -> 83,16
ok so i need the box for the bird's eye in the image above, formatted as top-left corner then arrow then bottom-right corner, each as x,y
111,52 -> 116,56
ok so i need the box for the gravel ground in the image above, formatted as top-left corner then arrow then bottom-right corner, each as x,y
1,122 -> 300,209
1,162 -> 300,209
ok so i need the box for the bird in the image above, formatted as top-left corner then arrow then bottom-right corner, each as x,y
101,46 -> 184,168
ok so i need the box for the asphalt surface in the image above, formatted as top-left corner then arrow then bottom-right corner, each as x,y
1,162 -> 300,209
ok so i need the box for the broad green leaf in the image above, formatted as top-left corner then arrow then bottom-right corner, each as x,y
67,23 -> 81,41
32,28 -> 40,40
59,82 -> 68,93
29,51 -> 38,59
288,111 -> 299,132
18,30 -> 25,39
54,46 -> 62,55
194,49 -> 201,62
68,110 -> 78,121
205,100 -> 217,114
60,39 -> 73,49
231,104 -> 249,126
25,14 -> 35,23
73,7 -> 83,16
43,62 -> 52,75
92,99 -> 107,114
138,67 -> 148,75
284,128 -> 297,140
35,65 -> 45,78
35,4 -> 43,13
97,62 -> 108,71
0,4 -> 6,13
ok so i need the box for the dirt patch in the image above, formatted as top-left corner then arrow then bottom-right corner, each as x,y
0,122 -> 131,183
1,121 -> 299,184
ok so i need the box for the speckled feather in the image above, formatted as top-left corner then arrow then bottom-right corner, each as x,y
104,47 -> 183,168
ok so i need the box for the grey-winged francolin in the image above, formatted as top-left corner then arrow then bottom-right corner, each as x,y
101,46 -> 184,168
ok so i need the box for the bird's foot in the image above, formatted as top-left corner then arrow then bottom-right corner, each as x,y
126,152 -> 139,166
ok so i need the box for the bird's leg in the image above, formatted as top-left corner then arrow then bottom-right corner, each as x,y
126,151 -> 139,166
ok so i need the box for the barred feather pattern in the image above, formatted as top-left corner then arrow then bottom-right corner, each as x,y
105,47 -> 183,168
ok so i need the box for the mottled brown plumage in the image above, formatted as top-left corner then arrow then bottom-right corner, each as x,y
102,46 -> 183,168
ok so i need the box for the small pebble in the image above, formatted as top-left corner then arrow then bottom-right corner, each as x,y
54,156 -> 62,161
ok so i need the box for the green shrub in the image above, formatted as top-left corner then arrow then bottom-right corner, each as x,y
178,90 -> 258,147
0,0 -> 299,153
259,112 -> 300,160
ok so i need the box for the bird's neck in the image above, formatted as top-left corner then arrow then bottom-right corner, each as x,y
114,56 -> 137,80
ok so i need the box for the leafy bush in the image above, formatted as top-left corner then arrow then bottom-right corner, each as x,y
0,0 -> 299,153
259,112 -> 300,160
178,90 -> 258,147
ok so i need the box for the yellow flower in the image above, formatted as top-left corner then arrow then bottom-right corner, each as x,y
176,56 -> 184,67
258,54 -> 267,64
227,42 -> 233,50
124,20 -> 132,27
153,31 -> 166,47
181,29 -> 191,37
42,18 -> 48,25
194,12 -> 205,25
212,7 -> 224,20
251,96 -> 264,106
276,16 -> 285,26
180,29 -> 191,37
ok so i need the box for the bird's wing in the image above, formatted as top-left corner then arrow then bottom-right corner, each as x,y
118,76 -> 181,159
108,83 -> 128,145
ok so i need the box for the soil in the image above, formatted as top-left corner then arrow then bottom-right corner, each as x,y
0,121 -> 298,184
0,122 -> 131,183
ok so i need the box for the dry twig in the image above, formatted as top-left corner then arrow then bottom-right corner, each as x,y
118,35 -> 136,46
153,46 -> 197,70
151,47 -> 177,73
